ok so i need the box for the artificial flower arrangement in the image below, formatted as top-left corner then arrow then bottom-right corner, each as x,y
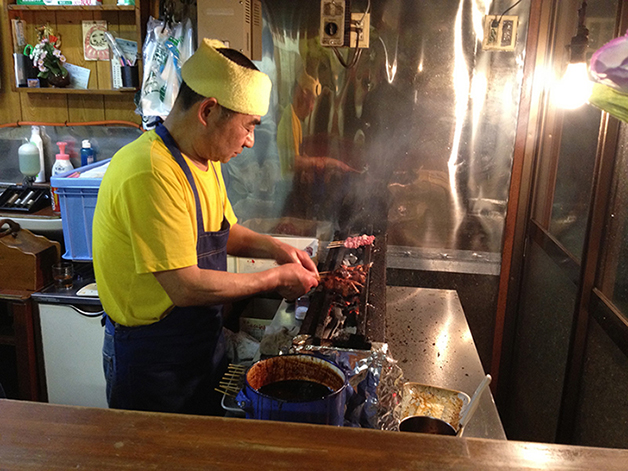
29,24 -> 70,86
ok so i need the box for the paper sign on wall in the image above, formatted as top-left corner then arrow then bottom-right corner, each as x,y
82,20 -> 109,61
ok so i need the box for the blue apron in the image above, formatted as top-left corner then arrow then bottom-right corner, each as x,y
103,124 -> 230,415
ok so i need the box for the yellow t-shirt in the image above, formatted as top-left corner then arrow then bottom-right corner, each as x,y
92,130 -> 237,326
277,104 -> 302,177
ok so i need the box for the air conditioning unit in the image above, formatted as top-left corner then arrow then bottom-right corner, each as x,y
197,0 -> 262,61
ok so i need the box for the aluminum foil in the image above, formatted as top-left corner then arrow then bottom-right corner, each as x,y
291,342 -> 405,429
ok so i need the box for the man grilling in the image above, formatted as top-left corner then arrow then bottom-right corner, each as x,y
93,39 -> 319,416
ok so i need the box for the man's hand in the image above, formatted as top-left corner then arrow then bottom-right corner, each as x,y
272,239 -> 319,275
271,263 -> 319,301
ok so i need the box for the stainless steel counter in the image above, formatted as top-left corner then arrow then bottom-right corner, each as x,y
386,286 -> 506,439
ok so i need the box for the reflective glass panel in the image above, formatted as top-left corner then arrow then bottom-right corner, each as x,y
597,123 -> 628,318
548,0 -> 618,261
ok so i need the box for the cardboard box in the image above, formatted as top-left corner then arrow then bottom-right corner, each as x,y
236,237 -> 318,274
238,298 -> 281,341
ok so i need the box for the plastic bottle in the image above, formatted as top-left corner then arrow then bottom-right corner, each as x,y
18,140 -> 41,180
80,139 -> 95,167
50,142 -> 74,214
30,126 -> 45,183
295,296 -> 310,320
51,141 -> 74,176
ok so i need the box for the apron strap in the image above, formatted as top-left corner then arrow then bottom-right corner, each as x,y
154,124 -> 206,236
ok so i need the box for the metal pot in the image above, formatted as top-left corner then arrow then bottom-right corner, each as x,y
236,354 -> 347,426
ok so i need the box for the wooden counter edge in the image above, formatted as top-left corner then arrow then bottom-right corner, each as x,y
1,399 -> 627,470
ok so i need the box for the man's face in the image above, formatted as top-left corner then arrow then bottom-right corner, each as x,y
294,85 -> 316,121
202,105 -> 261,163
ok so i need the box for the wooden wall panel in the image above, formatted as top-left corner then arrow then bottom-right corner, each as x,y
19,93 -> 68,122
56,10 -> 98,88
103,94 -> 137,121
0,0 -> 22,122
67,95 -> 105,122
95,10 -> 117,90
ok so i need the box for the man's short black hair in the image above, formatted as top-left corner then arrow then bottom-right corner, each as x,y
175,47 -> 260,112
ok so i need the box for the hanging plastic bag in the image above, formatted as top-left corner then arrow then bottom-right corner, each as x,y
138,16 -> 195,126
590,30 -> 628,93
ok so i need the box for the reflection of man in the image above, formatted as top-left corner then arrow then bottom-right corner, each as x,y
277,71 -> 358,178
93,39 -> 319,416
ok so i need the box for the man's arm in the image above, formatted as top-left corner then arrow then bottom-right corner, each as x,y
153,262 -> 318,307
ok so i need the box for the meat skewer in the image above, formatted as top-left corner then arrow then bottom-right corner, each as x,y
327,234 -> 376,249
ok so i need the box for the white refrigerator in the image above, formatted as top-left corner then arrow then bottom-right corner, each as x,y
34,289 -> 107,408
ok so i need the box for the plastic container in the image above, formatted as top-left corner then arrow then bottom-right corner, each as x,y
30,126 -> 45,183
50,159 -> 110,260
18,141 -> 41,179
235,354 -> 347,426
80,139 -> 95,167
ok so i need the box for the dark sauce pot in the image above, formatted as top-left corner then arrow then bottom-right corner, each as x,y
399,415 -> 457,435
236,354 -> 347,426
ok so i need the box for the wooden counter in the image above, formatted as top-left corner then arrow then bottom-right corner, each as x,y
1,399 -> 627,470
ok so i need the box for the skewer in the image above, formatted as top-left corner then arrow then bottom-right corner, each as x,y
215,387 -> 238,397
219,378 -> 240,384
327,241 -> 345,248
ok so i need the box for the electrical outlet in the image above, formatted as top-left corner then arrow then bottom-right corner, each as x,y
482,15 -> 518,51
349,12 -> 370,48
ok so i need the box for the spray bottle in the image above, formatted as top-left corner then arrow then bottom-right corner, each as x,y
50,141 -> 74,214
51,141 -> 73,176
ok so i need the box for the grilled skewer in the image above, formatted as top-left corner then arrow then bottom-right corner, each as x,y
215,364 -> 247,397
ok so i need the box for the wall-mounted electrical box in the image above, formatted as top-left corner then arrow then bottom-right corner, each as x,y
349,12 -> 370,48
197,0 -> 262,61
320,0 -> 347,47
482,15 -> 518,51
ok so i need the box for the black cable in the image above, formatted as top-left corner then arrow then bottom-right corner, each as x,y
332,0 -> 370,69
498,0 -> 523,22
491,0 -> 524,27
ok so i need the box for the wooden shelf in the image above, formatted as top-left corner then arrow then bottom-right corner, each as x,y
8,4 -> 135,10
5,0 -> 148,122
15,87 -> 138,94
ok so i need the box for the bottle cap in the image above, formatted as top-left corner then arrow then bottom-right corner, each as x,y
56,141 -> 70,160
82,139 -> 91,148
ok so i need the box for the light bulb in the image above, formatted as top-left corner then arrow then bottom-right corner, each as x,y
554,62 -> 594,109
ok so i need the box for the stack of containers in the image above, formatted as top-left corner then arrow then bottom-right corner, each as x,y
50,159 -> 109,260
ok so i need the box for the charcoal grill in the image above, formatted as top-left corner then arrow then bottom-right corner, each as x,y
299,234 -> 387,349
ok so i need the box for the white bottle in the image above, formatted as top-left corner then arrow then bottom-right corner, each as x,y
30,126 -> 45,183
51,141 -> 74,176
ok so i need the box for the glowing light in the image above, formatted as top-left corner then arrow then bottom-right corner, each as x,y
553,62 -> 594,109
470,71 -> 487,128
448,0 -> 469,223
517,443 -> 555,464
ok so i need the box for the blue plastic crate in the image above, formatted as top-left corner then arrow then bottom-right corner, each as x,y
50,159 -> 110,261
